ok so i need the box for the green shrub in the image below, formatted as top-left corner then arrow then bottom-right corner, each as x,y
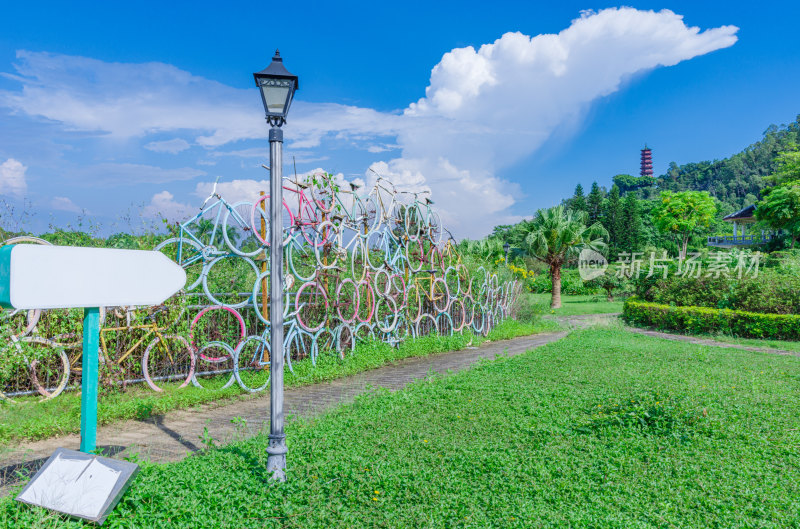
640,269 -> 800,314
623,298 -> 800,340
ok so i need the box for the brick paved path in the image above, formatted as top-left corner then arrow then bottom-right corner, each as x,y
0,332 -> 566,493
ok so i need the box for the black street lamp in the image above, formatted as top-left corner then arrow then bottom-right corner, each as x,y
254,50 -> 299,127
254,49 -> 299,482
504,242 -> 510,263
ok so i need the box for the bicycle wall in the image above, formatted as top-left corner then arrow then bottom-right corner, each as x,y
0,172 -> 519,400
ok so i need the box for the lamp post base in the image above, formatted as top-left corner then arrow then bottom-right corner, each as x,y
266,434 -> 287,482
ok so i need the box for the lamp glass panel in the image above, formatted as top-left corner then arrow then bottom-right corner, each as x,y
259,78 -> 293,115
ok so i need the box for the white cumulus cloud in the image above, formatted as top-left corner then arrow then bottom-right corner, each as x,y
0,158 -> 27,198
50,196 -> 82,213
385,8 -> 738,236
141,191 -> 195,222
144,138 -> 191,154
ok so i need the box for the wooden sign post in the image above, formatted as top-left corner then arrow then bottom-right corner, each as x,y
0,245 -> 185,452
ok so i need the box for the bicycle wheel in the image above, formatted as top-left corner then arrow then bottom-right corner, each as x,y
223,201 -> 263,257
354,322 -> 375,343
334,324 -> 354,359
449,297 -> 467,333
313,327 -> 337,366
335,278 -> 359,324
388,273 -> 407,309
415,313 -> 438,337
284,328 -> 311,370
297,195 -> 326,247
155,237 -> 205,291
295,281 -> 329,332
432,277 -> 450,313
362,195 -> 380,233
191,341 -> 236,390
444,266 -> 461,299
312,220 -> 340,269
472,303 -> 486,335
251,194 -> 294,247
405,282 -> 423,322
0,308 -> 39,339
393,315 -> 412,345
350,238 -> 368,282
372,268 -> 392,297
286,236 -> 317,282
404,238 -> 425,273
201,255 -> 259,309
356,279 -> 375,323
404,203 -> 423,240
25,337 -> 70,401
233,335 -> 270,393
428,210 -> 443,245
190,305 -> 246,361
142,335 -> 195,392
374,295 -> 398,333
364,229 -> 386,270
436,312 -> 454,337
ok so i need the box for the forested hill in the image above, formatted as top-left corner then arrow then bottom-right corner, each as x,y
657,115 -> 799,210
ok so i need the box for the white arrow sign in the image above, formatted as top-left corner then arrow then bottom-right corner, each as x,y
0,245 -> 186,310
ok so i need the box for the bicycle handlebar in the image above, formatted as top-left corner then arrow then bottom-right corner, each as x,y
200,176 -> 222,210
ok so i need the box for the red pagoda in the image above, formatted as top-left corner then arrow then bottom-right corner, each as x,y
640,145 -> 653,177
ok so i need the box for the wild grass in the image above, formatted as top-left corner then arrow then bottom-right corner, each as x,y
2,327 -> 798,527
531,293 -> 624,315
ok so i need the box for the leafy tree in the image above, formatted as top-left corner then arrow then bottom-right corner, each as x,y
568,184 -> 587,213
613,174 -> 656,194
652,191 -> 717,259
765,144 -> 800,186
602,185 -> 623,256
755,180 -> 800,247
619,192 -> 642,253
586,267 -> 625,301
489,220 -> 533,249
586,182 -> 604,224
524,206 -> 607,309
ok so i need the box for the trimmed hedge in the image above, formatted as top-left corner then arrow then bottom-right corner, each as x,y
623,298 -> 800,340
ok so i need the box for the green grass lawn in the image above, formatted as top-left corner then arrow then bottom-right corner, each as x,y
532,292 -> 624,315
622,315 -> 800,353
4,327 -> 798,528
0,319 -> 555,446
708,334 -> 800,352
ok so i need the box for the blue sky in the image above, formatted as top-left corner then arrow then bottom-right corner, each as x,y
0,1 -> 798,238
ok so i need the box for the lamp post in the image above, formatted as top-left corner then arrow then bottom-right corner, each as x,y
254,49 -> 299,482
503,242 -> 510,263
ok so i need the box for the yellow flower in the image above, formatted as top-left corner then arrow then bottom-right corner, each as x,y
372,497 -> 378,501
423,439 -> 429,443
374,490 -> 380,495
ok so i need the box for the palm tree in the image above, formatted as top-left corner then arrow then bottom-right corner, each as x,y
524,205 -> 607,309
